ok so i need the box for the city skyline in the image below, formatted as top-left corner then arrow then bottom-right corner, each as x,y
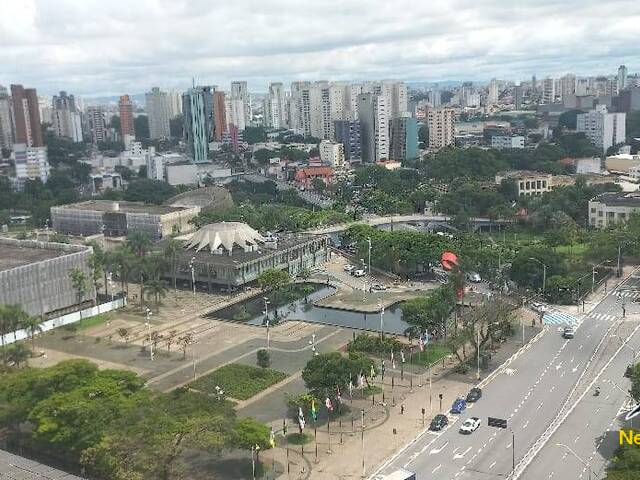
1,0 -> 639,96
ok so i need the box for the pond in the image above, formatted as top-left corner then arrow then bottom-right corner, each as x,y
207,283 -> 411,334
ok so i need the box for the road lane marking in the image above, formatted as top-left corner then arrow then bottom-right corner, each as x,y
454,447 -> 471,459
430,441 -> 448,455
432,465 -> 441,474
489,461 -> 496,469
523,420 -> 530,429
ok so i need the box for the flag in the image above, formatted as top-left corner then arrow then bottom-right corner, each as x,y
269,428 -> 276,448
400,350 -> 405,364
418,336 -> 424,352
311,398 -> 318,422
298,407 -> 306,430
255,444 -> 261,452
358,372 -> 365,389
348,379 -> 354,397
381,359 -> 386,375
390,350 -> 394,363
391,352 -> 396,369
282,418 -> 288,436
325,397 -> 334,412
336,385 -> 342,404
370,364 -> 376,378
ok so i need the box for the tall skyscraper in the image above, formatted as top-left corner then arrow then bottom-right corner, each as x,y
357,93 -> 389,162
145,87 -> 171,139
559,74 -> 576,100
86,106 -> 106,144
334,120 -> 361,162
10,84 -> 44,147
487,79 -> 499,105
577,105 -> 626,152
183,86 -> 213,163
427,108 -> 455,150
51,91 -> 83,142
265,82 -> 286,129
167,90 -> 183,118
0,86 -> 13,150
541,78 -> 555,104
230,81 -> 251,130
390,116 -> 419,161
118,95 -> 135,137
618,65 -> 628,93
514,85 -> 523,110
213,91 -> 227,142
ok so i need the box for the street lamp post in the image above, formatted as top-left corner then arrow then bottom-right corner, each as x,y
189,257 -> 196,295
476,329 -> 481,380
309,333 -> 318,356
378,299 -> 385,339
528,258 -> 547,297
145,307 -> 153,361
263,297 -> 271,349
366,236 -> 372,277
592,260 -> 612,293
556,443 -> 593,480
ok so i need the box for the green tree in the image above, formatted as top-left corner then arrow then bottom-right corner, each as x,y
144,279 -> 168,312
124,179 -> 177,205
510,246 -> 566,291
233,417 -> 271,455
163,238 -> 183,297
257,268 -> 291,291
311,177 -> 326,193
302,352 -> 372,398
21,314 -> 43,353
69,267 -> 89,316
256,349 -> 271,368
5,343 -> 30,368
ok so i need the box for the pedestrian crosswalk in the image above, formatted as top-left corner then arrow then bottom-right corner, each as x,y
543,310 -> 580,326
587,312 -> 617,322
615,290 -> 639,299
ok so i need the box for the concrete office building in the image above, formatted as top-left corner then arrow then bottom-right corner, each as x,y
183,86 -> 213,163
589,192 -> 640,228
487,79 -> 499,105
0,237 -> 96,318
0,85 -> 13,149
51,200 -> 200,239
118,95 -> 135,137
156,222 -> 328,291
334,119 -> 361,161
87,106 -> 106,144
213,91 -> 227,141
615,88 -> 640,113
427,108 -> 455,150
618,65 -> 628,93
390,116 -> 419,161
577,105 -> 626,152
319,140 -> 345,167
541,78 -> 556,104
559,74 -> 576,100
13,143 -> 50,186
10,84 -> 43,147
491,135 -> 525,149
52,91 -> 82,142
357,93 -> 389,162
145,87 -> 171,139
495,171 -> 553,196
514,85 -> 523,110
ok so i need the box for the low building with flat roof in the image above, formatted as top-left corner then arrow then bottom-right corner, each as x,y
51,200 -> 200,239
589,192 -> 640,228
0,237 -> 95,317
157,222 -> 328,291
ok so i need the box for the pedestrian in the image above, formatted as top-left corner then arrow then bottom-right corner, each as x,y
400,404 -> 405,415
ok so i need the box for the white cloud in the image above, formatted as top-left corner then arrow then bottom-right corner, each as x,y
0,0 -> 638,95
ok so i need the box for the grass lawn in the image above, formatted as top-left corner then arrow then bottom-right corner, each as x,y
554,243 -> 588,256
407,343 -> 450,366
189,363 -> 288,400
75,313 -> 115,330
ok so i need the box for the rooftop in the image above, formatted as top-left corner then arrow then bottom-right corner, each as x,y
496,170 -> 553,179
52,200 -> 188,215
0,238 -> 89,272
0,449 -> 85,479
592,192 -> 640,207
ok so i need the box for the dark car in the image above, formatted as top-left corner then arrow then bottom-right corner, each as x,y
450,397 -> 467,414
429,414 -> 449,431
466,387 -> 482,403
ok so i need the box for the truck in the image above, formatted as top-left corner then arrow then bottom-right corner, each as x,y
380,469 -> 416,480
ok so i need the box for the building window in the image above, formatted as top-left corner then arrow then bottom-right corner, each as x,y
590,208 -> 596,213
598,211 -> 603,217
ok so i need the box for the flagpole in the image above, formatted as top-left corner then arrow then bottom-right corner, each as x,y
361,409 -> 366,477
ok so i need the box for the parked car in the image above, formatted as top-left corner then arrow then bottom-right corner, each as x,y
459,417 -> 481,434
450,397 -> 467,414
353,269 -> 366,277
563,327 -> 575,339
371,284 -> 387,291
530,302 -> 547,314
343,264 -> 355,273
466,272 -> 481,283
466,387 -> 482,403
429,414 -> 449,431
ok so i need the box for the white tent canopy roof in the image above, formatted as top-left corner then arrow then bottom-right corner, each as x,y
185,222 -> 265,254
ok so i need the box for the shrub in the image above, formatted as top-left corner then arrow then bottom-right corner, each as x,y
347,333 -> 404,356
257,349 -> 271,369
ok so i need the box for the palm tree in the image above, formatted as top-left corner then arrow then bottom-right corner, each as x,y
5,304 -> 27,346
6,343 -> 30,367
22,314 -> 43,353
86,242 -> 105,300
69,267 -> 89,320
126,232 -> 153,257
0,305 -> 10,365
144,279 -> 168,312
163,239 -> 183,299
131,256 -> 152,310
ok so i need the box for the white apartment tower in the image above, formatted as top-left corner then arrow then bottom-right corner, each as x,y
427,108 -> 456,150
541,78 -> 556,104
0,86 -> 13,149
487,79 -> 499,105
230,81 -> 251,129
559,74 -> 576,100
576,105 -> 626,152
357,93 -> 389,162
265,82 -> 286,129
86,106 -> 106,144
13,143 -> 50,186
145,87 -> 171,139
167,90 -> 183,118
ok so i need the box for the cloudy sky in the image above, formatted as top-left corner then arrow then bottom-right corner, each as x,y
1,0 -> 639,97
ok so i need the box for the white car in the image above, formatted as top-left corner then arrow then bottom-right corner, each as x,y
459,417 -> 481,434
343,264 -> 355,273
353,269 -> 366,277
530,302 -> 546,314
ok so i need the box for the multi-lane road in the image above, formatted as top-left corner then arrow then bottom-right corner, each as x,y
372,271 -> 640,480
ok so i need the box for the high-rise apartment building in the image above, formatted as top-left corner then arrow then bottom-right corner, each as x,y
427,108 -> 456,150
51,91 -> 82,142
87,106 -> 106,144
577,105 -> 626,152
541,78 -> 555,104
167,90 -> 183,118
390,116 -> 419,161
559,74 -> 576,100
319,140 -> 345,167
212,91 -> 227,142
514,85 -> 523,110
264,82 -> 286,129
118,95 -> 135,137
618,65 -> 628,93
230,81 -> 251,130
487,79 -> 499,105
334,120 -> 361,162
0,86 -> 13,150
10,84 -> 44,147
145,87 -> 171,139
183,86 -> 213,163
357,93 -> 389,162
13,143 -> 50,186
